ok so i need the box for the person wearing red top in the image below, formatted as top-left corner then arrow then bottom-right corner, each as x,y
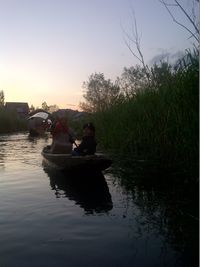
50,115 -> 75,154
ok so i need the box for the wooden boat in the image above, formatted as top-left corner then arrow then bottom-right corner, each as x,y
28,111 -> 51,137
41,146 -> 112,171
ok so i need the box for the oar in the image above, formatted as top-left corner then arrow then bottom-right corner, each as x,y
69,133 -> 78,148
73,140 -> 78,148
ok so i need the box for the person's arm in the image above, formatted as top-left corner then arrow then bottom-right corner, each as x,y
74,138 -> 86,153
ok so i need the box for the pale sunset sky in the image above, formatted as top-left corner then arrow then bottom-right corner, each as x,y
0,0 -> 197,110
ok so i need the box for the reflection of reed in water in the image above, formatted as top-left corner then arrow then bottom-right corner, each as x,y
43,163 -> 113,215
0,141 -> 5,168
114,167 -> 198,267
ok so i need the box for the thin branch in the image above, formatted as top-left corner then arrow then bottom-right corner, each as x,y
123,37 -> 144,64
159,0 -> 177,7
159,0 -> 199,42
174,0 -> 199,34
121,10 -> 150,82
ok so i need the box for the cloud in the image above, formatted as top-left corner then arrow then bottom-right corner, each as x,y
149,50 -> 185,65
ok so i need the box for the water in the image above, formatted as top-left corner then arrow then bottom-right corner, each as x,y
0,133 -> 198,267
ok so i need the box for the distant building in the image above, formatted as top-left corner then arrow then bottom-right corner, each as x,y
5,102 -> 29,117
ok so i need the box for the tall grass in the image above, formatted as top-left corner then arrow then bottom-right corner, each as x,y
0,108 -> 28,133
92,50 -> 199,178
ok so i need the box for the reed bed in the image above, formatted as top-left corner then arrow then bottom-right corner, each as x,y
92,51 -> 199,178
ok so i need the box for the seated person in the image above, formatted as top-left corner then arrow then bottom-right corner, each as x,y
50,112 -> 75,154
72,122 -> 97,156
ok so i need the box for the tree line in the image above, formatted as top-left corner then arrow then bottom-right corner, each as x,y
0,93 -> 59,114
79,49 -> 198,113
80,0 -> 199,113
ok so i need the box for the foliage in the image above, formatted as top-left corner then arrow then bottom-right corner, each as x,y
92,50 -> 199,179
48,104 -> 59,113
116,65 -> 148,97
29,104 -> 35,113
0,90 -> 5,107
0,108 -> 28,133
80,73 -> 120,112
41,101 -> 49,112
150,62 -> 173,89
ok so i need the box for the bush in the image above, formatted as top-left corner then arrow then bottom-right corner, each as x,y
0,108 -> 28,133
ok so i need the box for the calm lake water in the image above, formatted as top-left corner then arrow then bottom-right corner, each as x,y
0,133 -> 198,267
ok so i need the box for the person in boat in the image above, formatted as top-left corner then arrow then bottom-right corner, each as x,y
50,112 -> 75,154
72,122 -> 97,156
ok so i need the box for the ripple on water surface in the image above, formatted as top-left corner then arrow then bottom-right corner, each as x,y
0,133 -> 197,267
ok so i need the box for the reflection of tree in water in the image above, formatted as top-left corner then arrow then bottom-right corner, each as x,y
43,165 -> 113,215
114,167 -> 198,267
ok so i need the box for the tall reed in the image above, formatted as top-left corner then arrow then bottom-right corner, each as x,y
92,50 -> 199,178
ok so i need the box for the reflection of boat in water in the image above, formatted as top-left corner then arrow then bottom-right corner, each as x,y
42,146 -> 112,171
28,117 -> 49,137
43,163 -> 113,214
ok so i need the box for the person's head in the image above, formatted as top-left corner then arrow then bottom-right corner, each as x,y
83,122 -> 95,136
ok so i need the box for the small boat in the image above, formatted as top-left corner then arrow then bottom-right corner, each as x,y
28,111 -> 51,137
41,146 -> 112,171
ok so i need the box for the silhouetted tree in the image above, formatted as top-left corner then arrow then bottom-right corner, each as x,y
116,65 -> 149,97
79,73 -> 120,113
0,90 -> 5,107
41,101 -> 49,112
48,104 -> 59,113
29,104 -> 35,113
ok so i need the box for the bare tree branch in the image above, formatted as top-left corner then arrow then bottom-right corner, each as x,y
121,9 -> 150,82
159,0 -> 199,42
174,0 -> 199,34
123,37 -> 143,64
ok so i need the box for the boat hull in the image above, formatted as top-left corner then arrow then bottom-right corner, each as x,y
41,147 -> 112,171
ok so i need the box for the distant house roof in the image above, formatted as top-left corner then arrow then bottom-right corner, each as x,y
5,102 -> 29,115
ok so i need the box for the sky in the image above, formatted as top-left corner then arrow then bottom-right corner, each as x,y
0,0 -> 198,110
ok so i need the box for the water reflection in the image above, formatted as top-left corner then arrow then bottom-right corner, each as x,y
0,132 -> 197,266
0,140 -> 5,168
27,133 -> 49,143
112,166 -> 199,267
43,163 -> 113,215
